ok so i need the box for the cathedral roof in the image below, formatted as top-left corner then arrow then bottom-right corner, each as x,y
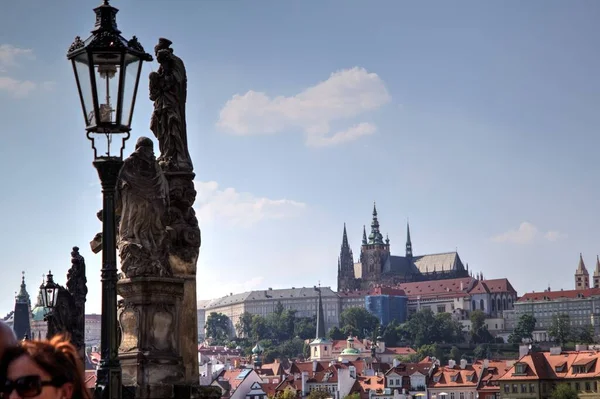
378,251 -> 465,275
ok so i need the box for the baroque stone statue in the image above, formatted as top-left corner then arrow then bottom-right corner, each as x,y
149,38 -> 193,172
115,137 -> 171,278
46,247 -> 87,358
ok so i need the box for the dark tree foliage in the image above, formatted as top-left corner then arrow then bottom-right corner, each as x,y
205,312 -> 231,343
508,314 -> 536,344
339,307 -> 380,339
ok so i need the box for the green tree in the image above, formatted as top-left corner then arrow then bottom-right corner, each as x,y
294,316 -> 317,340
381,320 -> 401,346
280,388 -> 298,399
416,343 -> 445,364
549,314 -> 572,345
327,326 -> 346,340
251,314 -> 268,341
403,309 -> 464,347
551,383 -> 578,399
339,307 -> 380,339
308,390 -> 330,399
205,312 -> 231,342
449,346 -> 461,361
508,314 -> 537,343
470,310 -> 493,344
343,394 -> 360,399
473,343 -> 491,360
574,325 -> 595,344
435,312 -> 464,343
235,312 -> 253,337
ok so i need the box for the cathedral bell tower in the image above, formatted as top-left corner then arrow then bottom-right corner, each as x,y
575,253 -> 590,290
359,203 -> 390,288
337,223 -> 356,291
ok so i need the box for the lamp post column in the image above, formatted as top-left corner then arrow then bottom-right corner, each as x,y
94,157 -> 124,399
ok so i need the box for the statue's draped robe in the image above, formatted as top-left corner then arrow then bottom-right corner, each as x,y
116,152 -> 169,259
150,54 -> 192,171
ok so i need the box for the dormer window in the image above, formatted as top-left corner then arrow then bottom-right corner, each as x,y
433,375 -> 441,383
514,363 -> 527,375
572,365 -> 587,374
466,374 -> 474,382
555,364 -> 566,373
450,374 -> 459,382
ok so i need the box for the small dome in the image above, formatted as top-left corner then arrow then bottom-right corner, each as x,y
31,305 -> 47,322
341,348 -> 361,355
252,343 -> 264,354
347,336 -> 355,342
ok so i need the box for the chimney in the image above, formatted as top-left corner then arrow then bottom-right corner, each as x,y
349,365 -> 356,379
378,340 -> 386,353
313,360 -> 318,372
301,371 -> 309,396
392,358 -> 400,367
519,345 -> 530,358
483,359 -> 489,369
576,344 -> 588,351
550,347 -> 562,355
448,359 -> 456,368
460,359 -> 467,369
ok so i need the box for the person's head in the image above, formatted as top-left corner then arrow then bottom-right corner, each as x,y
0,320 -> 17,359
0,335 -> 90,399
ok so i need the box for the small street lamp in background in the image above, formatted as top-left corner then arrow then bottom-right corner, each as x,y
66,1 -> 152,398
41,270 -> 60,338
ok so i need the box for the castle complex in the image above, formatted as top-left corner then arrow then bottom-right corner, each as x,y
337,204 -> 470,291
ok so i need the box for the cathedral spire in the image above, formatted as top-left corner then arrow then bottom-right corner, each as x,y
595,256 -> 600,277
362,225 -> 367,245
576,253 -> 590,290
368,202 -> 384,245
342,223 -> 349,249
315,285 -> 326,339
406,221 -> 413,258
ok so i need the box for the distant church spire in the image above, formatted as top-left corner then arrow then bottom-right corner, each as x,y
368,202 -> 384,245
576,253 -> 590,290
594,256 -> 600,288
406,221 -> 413,258
315,285 -> 326,339
362,225 -> 367,245
342,223 -> 349,249
13,272 -> 31,340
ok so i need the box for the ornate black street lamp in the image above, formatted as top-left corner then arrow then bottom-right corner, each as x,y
66,2 -> 152,398
41,271 -> 60,338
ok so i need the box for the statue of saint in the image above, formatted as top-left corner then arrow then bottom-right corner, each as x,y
149,38 -> 193,172
116,137 -> 171,278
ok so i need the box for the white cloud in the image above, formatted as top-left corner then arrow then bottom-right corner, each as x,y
0,77 -> 36,98
41,81 -> 57,91
217,67 -> 391,146
544,230 -> 568,242
0,45 -> 34,68
0,44 -> 37,98
194,181 -> 306,227
307,122 -> 377,148
492,222 -> 566,244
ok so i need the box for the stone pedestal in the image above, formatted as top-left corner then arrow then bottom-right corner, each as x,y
164,170 -> 201,383
117,277 -> 186,399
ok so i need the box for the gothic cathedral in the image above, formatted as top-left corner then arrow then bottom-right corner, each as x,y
337,204 -> 469,291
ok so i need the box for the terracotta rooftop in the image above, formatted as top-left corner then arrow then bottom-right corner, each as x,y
518,288 -> 600,302
499,350 -> 600,381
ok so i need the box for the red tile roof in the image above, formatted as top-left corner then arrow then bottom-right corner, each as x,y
498,351 -> 600,381
518,288 -> 600,302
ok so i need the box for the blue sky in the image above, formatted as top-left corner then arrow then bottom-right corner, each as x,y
0,0 -> 599,315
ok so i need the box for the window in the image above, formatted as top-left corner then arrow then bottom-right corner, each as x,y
514,363 -> 526,375
480,299 -> 485,310
388,379 -> 394,387
503,385 -> 509,394
459,393 -> 464,399
542,383 -> 547,393
396,379 -> 400,386
512,384 -> 517,393
529,383 -> 535,393
575,382 -> 580,392
450,393 -> 455,399
585,382 -> 591,391
437,305 -> 446,313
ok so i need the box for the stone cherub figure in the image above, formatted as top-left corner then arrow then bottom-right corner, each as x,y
149,38 -> 193,172
115,136 -> 171,278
